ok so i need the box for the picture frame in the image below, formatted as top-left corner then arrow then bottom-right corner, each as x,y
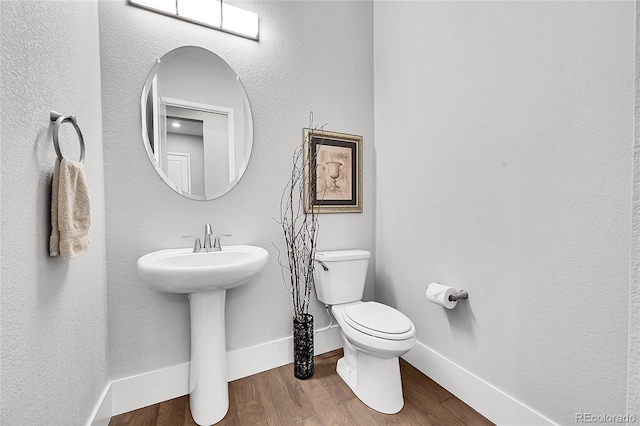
304,128 -> 363,213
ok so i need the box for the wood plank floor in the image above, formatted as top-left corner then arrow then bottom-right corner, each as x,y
109,349 -> 493,426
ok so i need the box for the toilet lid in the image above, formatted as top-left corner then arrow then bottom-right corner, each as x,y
343,302 -> 414,340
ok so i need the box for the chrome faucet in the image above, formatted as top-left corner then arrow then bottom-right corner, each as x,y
203,223 -> 214,251
182,225 -> 232,253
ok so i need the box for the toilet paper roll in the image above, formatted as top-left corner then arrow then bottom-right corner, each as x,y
426,282 -> 458,309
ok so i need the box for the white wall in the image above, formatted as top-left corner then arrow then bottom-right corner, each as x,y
630,3 -> 640,417
98,1 -> 374,381
0,2 -> 109,425
374,2 -> 634,424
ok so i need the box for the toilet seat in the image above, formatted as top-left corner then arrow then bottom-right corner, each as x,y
342,302 -> 414,341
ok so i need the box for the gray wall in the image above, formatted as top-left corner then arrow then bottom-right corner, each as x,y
374,2 -> 635,424
99,1 -> 375,380
630,2 -> 640,417
0,2 -> 108,425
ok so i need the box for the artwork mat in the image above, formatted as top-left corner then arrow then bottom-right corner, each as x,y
304,128 -> 363,213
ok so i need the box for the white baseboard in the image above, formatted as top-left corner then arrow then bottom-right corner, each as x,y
88,325 -> 343,425
111,362 -> 191,416
227,324 -> 343,381
86,383 -> 111,426
89,330 -> 555,425
402,341 -> 557,426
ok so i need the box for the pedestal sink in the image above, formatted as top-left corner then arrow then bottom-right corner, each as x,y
137,245 -> 268,425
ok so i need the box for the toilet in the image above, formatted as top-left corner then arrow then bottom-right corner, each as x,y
313,249 -> 416,414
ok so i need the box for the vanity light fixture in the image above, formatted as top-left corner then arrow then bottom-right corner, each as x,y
128,0 -> 259,41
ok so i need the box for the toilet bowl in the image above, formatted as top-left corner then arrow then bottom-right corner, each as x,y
313,250 -> 416,414
331,301 -> 416,414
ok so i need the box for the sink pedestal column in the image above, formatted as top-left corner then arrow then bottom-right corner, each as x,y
188,290 -> 228,425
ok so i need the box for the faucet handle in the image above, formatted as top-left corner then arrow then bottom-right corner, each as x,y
204,223 -> 213,234
182,235 -> 202,253
213,234 -> 232,250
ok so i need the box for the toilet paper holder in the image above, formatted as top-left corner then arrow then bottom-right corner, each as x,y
449,290 -> 469,302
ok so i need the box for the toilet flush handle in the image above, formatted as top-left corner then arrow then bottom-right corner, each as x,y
315,260 -> 329,271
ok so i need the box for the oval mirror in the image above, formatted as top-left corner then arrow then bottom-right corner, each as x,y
140,46 -> 254,200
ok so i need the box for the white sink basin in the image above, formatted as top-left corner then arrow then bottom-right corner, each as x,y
137,245 -> 268,293
136,244 -> 268,425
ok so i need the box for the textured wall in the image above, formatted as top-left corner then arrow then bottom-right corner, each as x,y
374,2 -> 634,424
98,1 -> 374,380
630,1 -> 640,417
0,2 -> 108,425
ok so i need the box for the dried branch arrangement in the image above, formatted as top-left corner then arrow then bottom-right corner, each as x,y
274,114 -> 323,322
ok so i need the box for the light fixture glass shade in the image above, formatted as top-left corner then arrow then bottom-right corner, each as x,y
178,0 -> 221,27
130,0 -> 176,14
128,0 -> 259,41
222,2 -> 259,39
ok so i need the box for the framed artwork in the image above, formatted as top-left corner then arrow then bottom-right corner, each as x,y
304,128 -> 363,213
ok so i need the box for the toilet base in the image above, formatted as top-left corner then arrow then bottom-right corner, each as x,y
336,339 -> 404,414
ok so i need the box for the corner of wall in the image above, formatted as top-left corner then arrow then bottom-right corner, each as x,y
628,0 -> 640,417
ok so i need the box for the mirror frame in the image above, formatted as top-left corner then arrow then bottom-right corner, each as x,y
140,46 -> 254,200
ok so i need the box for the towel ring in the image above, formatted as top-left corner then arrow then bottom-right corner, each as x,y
50,110 -> 85,164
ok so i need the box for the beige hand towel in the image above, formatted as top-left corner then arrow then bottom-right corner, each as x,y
49,158 -> 91,259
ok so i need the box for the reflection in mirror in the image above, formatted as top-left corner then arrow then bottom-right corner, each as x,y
141,46 -> 253,200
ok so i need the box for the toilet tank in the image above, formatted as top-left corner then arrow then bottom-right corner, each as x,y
313,250 -> 371,305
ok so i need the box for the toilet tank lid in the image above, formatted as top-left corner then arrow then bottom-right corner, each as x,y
315,250 -> 371,261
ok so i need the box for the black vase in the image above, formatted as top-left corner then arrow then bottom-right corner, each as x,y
293,313 -> 314,379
